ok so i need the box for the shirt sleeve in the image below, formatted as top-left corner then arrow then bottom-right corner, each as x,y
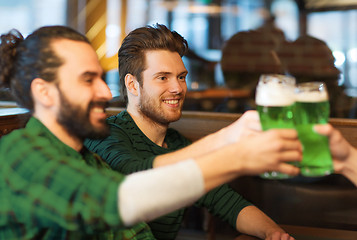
194,183 -> 253,229
84,124 -> 155,174
1,130 -> 126,233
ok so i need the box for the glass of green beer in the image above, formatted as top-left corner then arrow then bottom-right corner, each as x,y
255,74 -> 296,179
294,82 -> 333,177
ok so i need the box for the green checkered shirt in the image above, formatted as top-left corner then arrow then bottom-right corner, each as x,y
0,117 -> 155,240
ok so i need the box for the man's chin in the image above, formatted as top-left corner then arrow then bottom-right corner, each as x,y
168,111 -> 182,122
165,115 -> 181,123
91,117 -> 107,127
87,127 -> 110,139
86,121 -> 110,139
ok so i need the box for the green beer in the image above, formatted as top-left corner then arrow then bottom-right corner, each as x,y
256,105 -> 295,131
256,74 -> 296,179
256,105 -> 296,179
294,83 -> 333,177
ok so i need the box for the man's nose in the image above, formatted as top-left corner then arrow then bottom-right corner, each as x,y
95,79 -> 113,101
168,79 -> 184,94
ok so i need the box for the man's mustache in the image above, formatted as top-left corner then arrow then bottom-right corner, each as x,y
89,101 -> 109,109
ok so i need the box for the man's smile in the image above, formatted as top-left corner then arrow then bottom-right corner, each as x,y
163,99 -> 179,105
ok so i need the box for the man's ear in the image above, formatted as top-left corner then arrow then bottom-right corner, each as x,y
31,78 -> 57,107
125,73 -> 139,96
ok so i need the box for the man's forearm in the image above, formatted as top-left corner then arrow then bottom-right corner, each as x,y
153,128 -> 227,168
236,206 -> 286,239
118,159 -> 205,226
153,110 -> 262,168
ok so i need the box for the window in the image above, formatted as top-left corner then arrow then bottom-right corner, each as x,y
0,0 -> 67,103
0,0 -> 67,36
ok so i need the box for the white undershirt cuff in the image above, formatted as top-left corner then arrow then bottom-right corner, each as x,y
118,159 -> 205,226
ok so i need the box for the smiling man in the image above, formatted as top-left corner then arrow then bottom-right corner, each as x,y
131,49 -> 187,127
85,24 -> 296,240
0,26 -> 144,240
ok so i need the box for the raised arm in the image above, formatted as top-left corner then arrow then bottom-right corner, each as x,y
85,110 -> 261,172
154,110 -> 262,167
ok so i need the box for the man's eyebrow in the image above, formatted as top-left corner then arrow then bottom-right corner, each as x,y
179,71 -> 188,76
153,71 -> 188,76
80,71 -> 102,78
153,71 -> 171,76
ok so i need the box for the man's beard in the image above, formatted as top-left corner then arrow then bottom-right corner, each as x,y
138,87 -> 183,126
56,90 -> 110,141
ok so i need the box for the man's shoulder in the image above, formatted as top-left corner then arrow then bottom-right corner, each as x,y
106,111 -> 143,139
0,118 -> 65,160
0,126 -> 45,159
107,110 -> 133,128
0,125 -> 35,147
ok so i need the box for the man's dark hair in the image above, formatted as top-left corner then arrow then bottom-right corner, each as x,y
0,25 -> 90,111
118,24 -> 188,104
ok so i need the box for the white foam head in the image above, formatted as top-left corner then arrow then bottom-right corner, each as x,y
256,81 -> 295,106
295,91 -> 328,102
295,82 -> 329,102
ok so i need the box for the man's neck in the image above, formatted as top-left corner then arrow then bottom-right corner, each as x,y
33,112 -> 83,152
126,107 -> 168,147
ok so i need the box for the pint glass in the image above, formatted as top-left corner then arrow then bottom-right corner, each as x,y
294,82 -> 333,177
255,74 -> 296,179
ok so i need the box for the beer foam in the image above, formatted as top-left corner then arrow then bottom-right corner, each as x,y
295,91 -> 328,102
256,82 -> 295,106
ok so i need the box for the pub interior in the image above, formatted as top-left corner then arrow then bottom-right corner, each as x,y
1,0 -> 357,239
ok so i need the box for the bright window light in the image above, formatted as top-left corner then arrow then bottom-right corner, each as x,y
333,50 -> 345,66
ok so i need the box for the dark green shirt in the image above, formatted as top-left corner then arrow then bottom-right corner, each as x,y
0,117 -> 154,240
85,110 -> 252,240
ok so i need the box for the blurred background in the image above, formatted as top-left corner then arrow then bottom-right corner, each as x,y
1,0 -> 357,118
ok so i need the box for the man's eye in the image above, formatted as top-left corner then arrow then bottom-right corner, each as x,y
159,76 -> 167,80
179,75 -> 186,81
84,78 -> 93,83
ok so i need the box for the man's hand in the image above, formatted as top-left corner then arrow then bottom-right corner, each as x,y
235,129 -> 302,176
314,124 -> 357,186
224,110 -> 262,144
313,124 -> 351,172
235,206 -> 295,240
266,231 -> 295,240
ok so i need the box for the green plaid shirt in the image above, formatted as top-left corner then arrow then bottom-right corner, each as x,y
0,117 -> 155,240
